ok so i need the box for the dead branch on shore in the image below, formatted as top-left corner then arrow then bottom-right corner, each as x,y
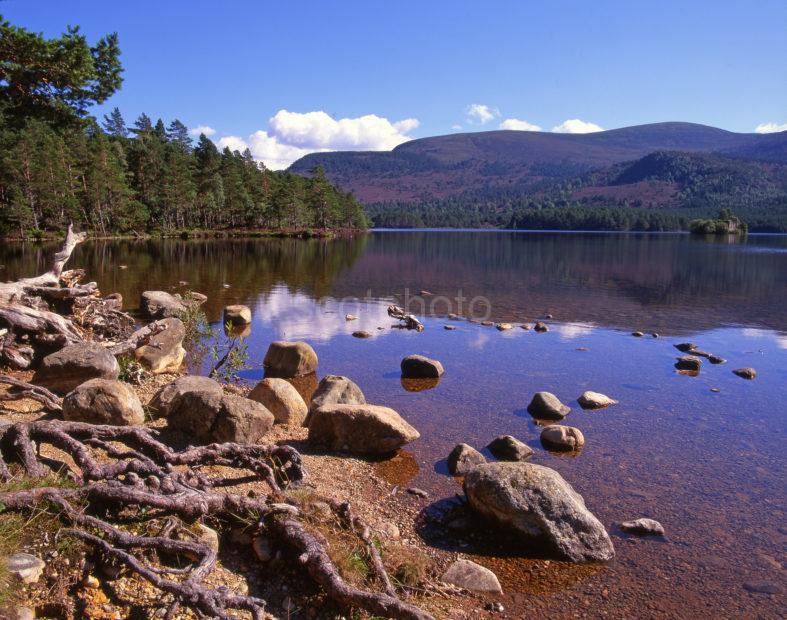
0,420 -> 434,619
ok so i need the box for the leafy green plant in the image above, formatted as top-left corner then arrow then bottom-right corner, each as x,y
208,322 -> 250,383
118,355 -> 145,384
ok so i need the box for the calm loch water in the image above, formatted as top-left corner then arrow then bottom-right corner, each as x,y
2,231 -> 785,617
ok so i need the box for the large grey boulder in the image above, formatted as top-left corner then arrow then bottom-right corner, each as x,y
148,375 -> 223,418
440,559 -> 502,593
463,462 -> 615,562
33,342 -> 119,394
263,341 -> 318,378
135,317 -> 186,374
527,392 -> 570,420
447,443 -> 487,475
305,374 -> 366,427
401,354 -> 444,379
168,390 -> 274,444
248,378 -> 308,426
140,291 -> 187,320
63,378 -> 145,426
308,404 -> 419,454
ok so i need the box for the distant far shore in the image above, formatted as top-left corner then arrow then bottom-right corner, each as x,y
1,227 -> 367,242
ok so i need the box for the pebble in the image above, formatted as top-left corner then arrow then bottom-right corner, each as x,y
345,314 -> 358,321
407,487 -> 429,498
444,325 -> 457,330
632,331 -> 644,337
620,518 -> 665,536
83,574 -> 101,588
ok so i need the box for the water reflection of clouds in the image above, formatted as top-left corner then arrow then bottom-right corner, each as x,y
469,330 -> 491,350
741,328 -> 787,349
554,322 -> 595,340
251,285 -> 392,342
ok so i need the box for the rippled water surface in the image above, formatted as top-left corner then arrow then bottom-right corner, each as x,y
2,231 -> 785,617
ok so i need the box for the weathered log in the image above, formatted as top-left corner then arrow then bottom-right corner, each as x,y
107,319 -> 169,356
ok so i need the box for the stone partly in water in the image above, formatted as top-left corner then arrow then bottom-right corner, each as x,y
308,404 -> 419,455
309,375 -> 366,412
495,323 -> 513,331
248,378 -> 308,426
440,559 -> 502,593
63,378 -> 145,426
620,518 -> 665,536
487,435 -> 534,461
533,322 -> 549,332
263,341 -> 318,378
5,553 -> 46,584
527,392 -> 570,419
135,317 -> 186,374
352,330 -> 372,339
675,356 -> 702,372
401,354 -> 444,379
733,367 -> 757,380
168,390 -> 274,444
148,375 -> 223,418
345,314 -> 358,321
577,391 -> 618,410
464,462 -> 615,562
520,324 -> 531,330
444,325 -> 457,331
708,355 -> 727,365
33,342 -> 120,394
223,304 -> 252,325
674,342 -> 697,353
632,331 -> 644,337
540,425 -> 585,452
447,443 -> 487,475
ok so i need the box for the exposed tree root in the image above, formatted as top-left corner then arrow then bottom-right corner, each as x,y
0,420 -> 434,619
0,374 -> 63,413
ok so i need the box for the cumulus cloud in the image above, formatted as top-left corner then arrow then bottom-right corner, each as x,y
214,110 -> 419,169
499,118 -> 542,131
754,122 -> 787,134
551,119 -> 604,133
189,125 -> 216,137
467,103 -> 498,124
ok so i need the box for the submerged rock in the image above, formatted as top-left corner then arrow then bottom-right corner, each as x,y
440,559 -> 502,593
135,317 -> 186,374
33,342 -> 120,394
487,435 -> 533,461
308,404 -> 419,455
620,518 -> 665,536
675,356 -> 702,372
148,375 -> 223,418
733,367 -> 757,380
63,378 -> 144,426
263,341 -> 318,378
168,390 -> 274,444
248,378 -> 308,426
527,392 -> 570,419
540,425 -> 585,451
464,462 -> 615,562
401,354 -> 444,378
448,443 -> 487,475
224,304 -> 252,325
577,391 -> 618,410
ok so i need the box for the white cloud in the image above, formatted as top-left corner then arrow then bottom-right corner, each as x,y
551,119 -> 604,134
754,122 -> 787,134
451,124 -> 463,131
213,110 -> 419,169
189,125 -> 216,137
499,118 -> 542,131
467,103 -> 498,124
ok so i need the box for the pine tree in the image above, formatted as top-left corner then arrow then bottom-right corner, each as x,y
166,119 -> 192,152
131,113 -> 153,136
102,107 -> 128,138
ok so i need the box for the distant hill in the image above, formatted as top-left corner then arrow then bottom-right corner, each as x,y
289,122 -> 787,203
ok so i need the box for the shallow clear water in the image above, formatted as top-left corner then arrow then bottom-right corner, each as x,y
2,231 -> 785,616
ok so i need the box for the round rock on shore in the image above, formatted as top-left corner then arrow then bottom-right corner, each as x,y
248,378 -> 308,426
148,375 -> 223,418
440,559 -> 502,593
540,425 -> 585,451
223,304 -> 252,325
63,378 -> 144,426
32,342 -> 120,394
401,354 -> 444,379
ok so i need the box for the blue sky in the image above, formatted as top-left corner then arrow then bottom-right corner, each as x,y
4,0 -> 786,168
